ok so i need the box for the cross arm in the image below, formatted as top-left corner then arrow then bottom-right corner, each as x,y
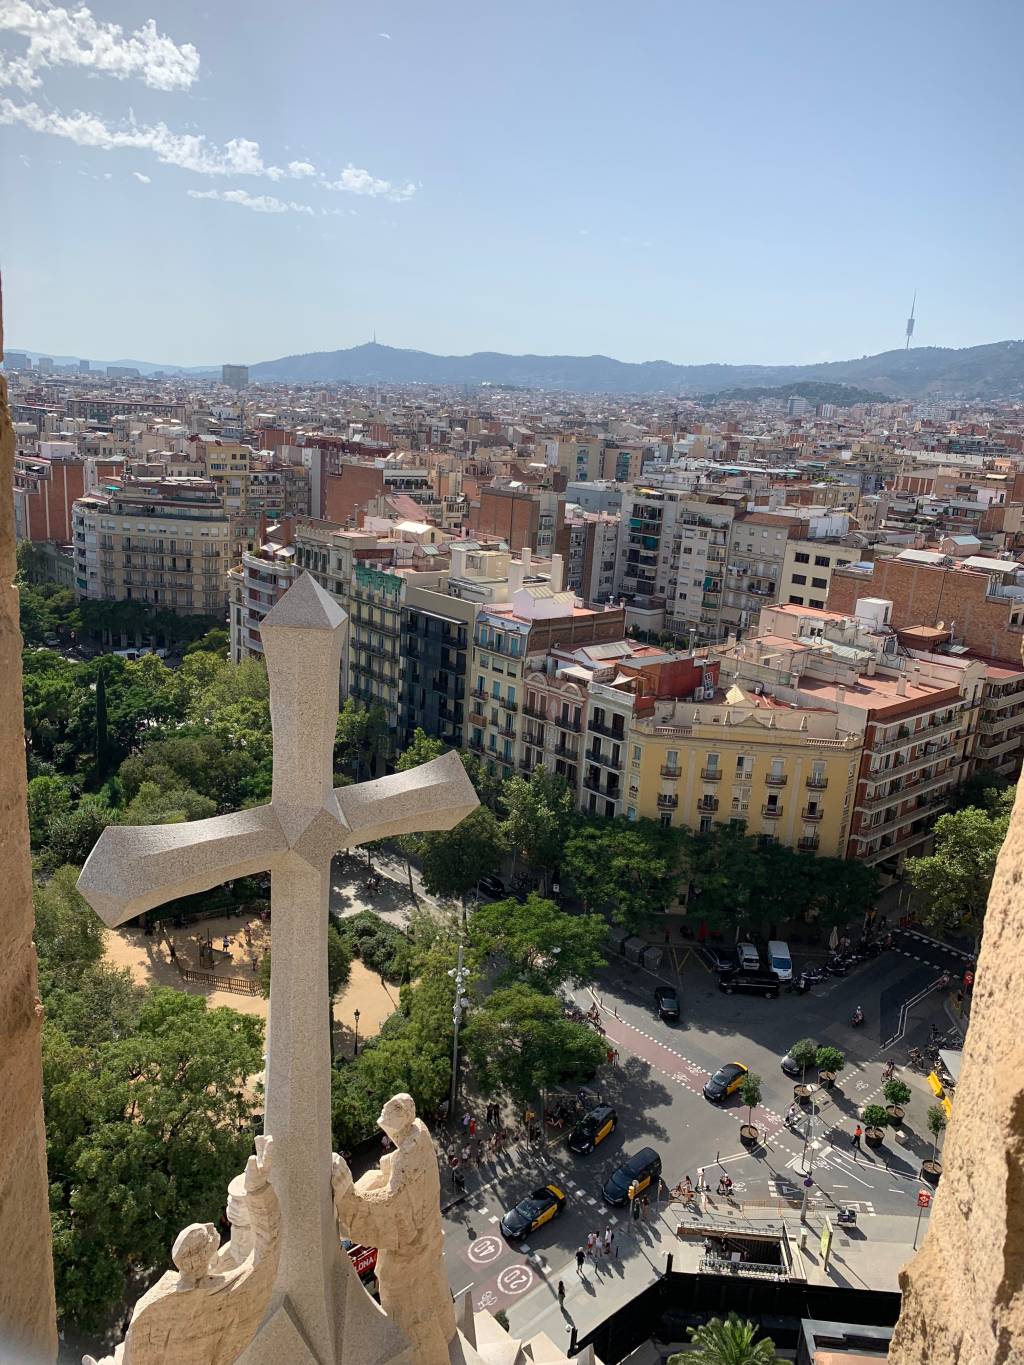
77,806 -> 287,927
334,751 -> 479,847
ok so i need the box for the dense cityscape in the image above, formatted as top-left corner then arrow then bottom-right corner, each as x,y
5,353 -> 1020,1360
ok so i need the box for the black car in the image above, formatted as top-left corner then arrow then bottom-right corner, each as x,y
477,875 -> 505,898
499,1183 -> 566,1240
567,1103 -> 617,1155
601,1147 -> 662,1206
654,985 -> 680,1021
718,968 -> 780,999
703,1061 -> 748,1102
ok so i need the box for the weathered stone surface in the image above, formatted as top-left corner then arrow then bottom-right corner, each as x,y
0,296 -> 58,1362
889,772 -> 1024,1365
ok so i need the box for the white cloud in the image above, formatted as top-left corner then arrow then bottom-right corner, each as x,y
0,1 -> 199,91
187,187 -> 314,215
0,96 -> 417,199
323,164 -> 415,201
378,32 -> 391,39
132,169 -> 150,183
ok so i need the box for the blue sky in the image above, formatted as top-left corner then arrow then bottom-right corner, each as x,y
2,0 -> 1022,367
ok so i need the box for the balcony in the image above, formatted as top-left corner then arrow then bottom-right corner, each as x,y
801,808 -> 824,822
589,718 -> 626,740
553,741 -> 578,759
498,697 -> 518,712
700,768 -> 722,781
805,775 -> 829,790
586,747 -> 620,768
471,687 -> 488,702
697,797 -> 719,813
554,714 -> 582,733
523,728 -> 544,748
469,708 -> 487,728
764,774 -> 788,787
468,737 -> 484,754
761,804 -> 783,818
797,835 -> 820,852
523,703 -> 547,721
657,794 -> 678,810
661,765 -> 681,779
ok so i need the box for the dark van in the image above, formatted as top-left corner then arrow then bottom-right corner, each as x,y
601,1147 -> 662,1206
718,968 -> 780,999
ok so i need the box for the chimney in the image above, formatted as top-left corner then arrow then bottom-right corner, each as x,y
550,553 -> 564,593
521,546 -> 532,576
278,514 -> 294,547
508,561 -> 524,595
897,676 -> 908,696
450,543 -> 467,579
836,686 -> 846,704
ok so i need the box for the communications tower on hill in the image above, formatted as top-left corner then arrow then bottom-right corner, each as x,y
905,292 -> 916,349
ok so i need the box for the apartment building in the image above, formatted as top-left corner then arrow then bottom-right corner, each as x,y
72,478 -> 230,615
468,559 -> 626,780
627,693 -> 859,855
228,518 -> 299,663
780,538 -> 858,609
721,512 -> 804,636
829,551 -> 1024,662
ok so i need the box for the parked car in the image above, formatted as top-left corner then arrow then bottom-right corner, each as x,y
601,1148 -> 662,1206
718,968 -> 780,999
737,942 -> 761,972
567,1103 -> 618,1155
654,985 -> 680,1021
477,875 -> 505,898
703,1062 -> 748,1102
767,939 -> 793,982
499,1183 -> 567,1240
704,945 -> 737,973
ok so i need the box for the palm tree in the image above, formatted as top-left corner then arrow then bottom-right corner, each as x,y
670,1313 -> 778,1364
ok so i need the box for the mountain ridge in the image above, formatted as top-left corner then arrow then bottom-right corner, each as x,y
9,339 -> 1024,399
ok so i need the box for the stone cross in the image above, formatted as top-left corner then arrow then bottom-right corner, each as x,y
77,573 -> 478,1365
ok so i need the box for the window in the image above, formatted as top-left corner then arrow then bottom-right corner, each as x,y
792,573 -> 807,585
814,555 -> 830,567
666,749 -> 678,769
659,812 -> 672,829
789,595 -> 805,605
626,806 -> 637,820
811,577 -> 827,589
632,744 -> 642,764
699,816 -> 713,833
705,752 -> 719,772
795,552 -> 810,564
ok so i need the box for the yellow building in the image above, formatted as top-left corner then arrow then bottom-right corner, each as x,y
627,688 -> 861,855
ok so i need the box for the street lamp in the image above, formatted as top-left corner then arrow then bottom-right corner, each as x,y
800,1086 -> 821,1223
353,1008 -> 360,1058
448,944 -> 472,1119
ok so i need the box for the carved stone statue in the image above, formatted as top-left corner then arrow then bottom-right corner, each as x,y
84,1136 -> 280,1365
331,1095 -> 456,1365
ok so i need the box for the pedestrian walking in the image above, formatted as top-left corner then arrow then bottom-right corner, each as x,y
681,1175 -> 693,1200
602,1227 -> 613,1256
585,1231 -> 596,1260
631,1198 -> 641,1225
883,1060 -> 895,1082
696,1167 -> 706,1192
851,1124 -> 862,1152
786,1103 -> 800,1129
468,1117 -> 477,1139
557,1280 -> 566,1307
461,1112 -> 471,1134
641,1195 -> 650,1221
575,1248 -> 585,1275
461,1143 -> 471,1166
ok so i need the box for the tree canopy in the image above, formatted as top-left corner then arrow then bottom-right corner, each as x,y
906,789 -> 1014,939
469,893 -> 606,991
418,805 -> 506,902
563,817 -> 681,931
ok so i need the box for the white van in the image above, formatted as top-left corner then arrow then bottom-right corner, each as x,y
768,940 -> 793,982
737,942 -> 760,972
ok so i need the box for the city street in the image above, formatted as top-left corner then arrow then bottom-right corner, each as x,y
437,934 -> 964,1330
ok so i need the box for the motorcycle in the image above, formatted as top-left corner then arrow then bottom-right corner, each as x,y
802,965 -> 827,983
836,1206 -> 858,1226
851,1008 -> 865,1027
825,955 -> 850,977
786,973 -> 813,995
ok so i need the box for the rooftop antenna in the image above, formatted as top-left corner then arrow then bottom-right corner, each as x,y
905,292 -> 916,350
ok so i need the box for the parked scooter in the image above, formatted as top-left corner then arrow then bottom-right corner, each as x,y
786,972 -> 813,995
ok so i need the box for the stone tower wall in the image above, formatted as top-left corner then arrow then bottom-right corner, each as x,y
0,326 -> 59,1361
889,771 -> 1024,1363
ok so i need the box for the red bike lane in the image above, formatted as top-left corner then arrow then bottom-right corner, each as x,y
598,1009 -> 783,1136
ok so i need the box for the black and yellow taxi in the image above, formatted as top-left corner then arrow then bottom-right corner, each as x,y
567,1103 -> 618,1155
499,1183 -> 567,1241
703,1061 -> 748,1103
601,1147 -> 662,1206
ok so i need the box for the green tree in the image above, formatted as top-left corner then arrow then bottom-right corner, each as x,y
739,1072 -> 762,1129
674,1312 -> 779,1364
459,750 -> 504,810
45,988 -> 264,1329
468,893 -> 606,991
122,780 -> 218,826
500,767 -> 574,881
788,1038 -> 818,1083
94,662 -> 110,778
461,984 -> 606,1102
862,1103 -> 890,1132
184,627 -> 229,656
906,792 -> 1013,940
258,920 -> 352,1059
812,856 -> 879,929
883,1079 -> 912,1118
926,1104 -> 948,1164
815,1045 -> 846,1077
418,806 -> 506,903
34,865 -> 107,992
564,818 -> 681,931
334,699 -> 389,781
26,774 -> 76,850
42,797 -> 114,871
681,823 -> 761,930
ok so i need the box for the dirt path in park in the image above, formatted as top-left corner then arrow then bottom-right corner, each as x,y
103,916 -> 400,1042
